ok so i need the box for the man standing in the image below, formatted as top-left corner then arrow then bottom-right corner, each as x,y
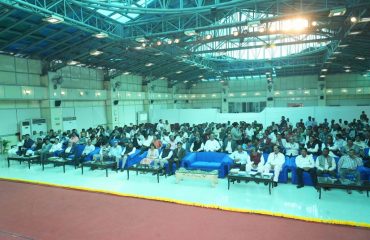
262,145 -> 285,187
231,122 -> 242,146
169,142 -> 186,175
295,148 -> 318,189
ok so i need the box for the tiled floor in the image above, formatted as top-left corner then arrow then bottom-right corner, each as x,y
1,154 -> 369,226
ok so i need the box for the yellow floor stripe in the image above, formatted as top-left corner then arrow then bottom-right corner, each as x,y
1,176 -> 369,228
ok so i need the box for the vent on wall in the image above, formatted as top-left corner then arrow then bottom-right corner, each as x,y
55,100 -> 61,107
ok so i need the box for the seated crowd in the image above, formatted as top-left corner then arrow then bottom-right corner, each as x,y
11,112 -> 370,188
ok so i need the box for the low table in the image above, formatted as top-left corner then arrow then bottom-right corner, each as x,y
81,161 -> 117,177
43,157 -> 70,173
175,168 -> 218,187
126,165 -> 165,183
7,155 -> 40,169
317,177 -> 370,199
227,172 -> 273,195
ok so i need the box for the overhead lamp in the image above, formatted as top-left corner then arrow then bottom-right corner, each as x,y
93,32 -> 108,38
156,40 -> 162,46
79,91 -> 84,96
205,34 -> 212,40
258,27 -> 265,33
328,56 -> 336,60
255,92 -> 261,96
329,8 -> 346,17
184,80 -> 189,83
248,20 -> 260,27
309,64 -> 316,67
135,37 -> 148,43
159,77 -> 166,80
43,15 -> 64,24
325,61 -> 332,64
357,88 -> 362,92
359,17 -> 370,22
333,51 -> 341,54
184,30 -> 198,36
176,70 -> 183,74
174,38 -> 180,43
67,60 -> 79,65
123,72 -> 130,75
321,68 -> 328,72
154,52 -> 163,56
355,56 -> 365,60
167,39 -> 173,45
304,90 -> 310,94
145,63 -> 154,67
343,65 -> 351,69
326,89 -> 333,93
233,31 -> 239,37
274,91 -> 280,95
23,89 -> 31,95
135,46 -> 144,50
61,91 -> 65,95
338,44 -> 348,48
320,75 -> 326,78
349,31 -> 361,35
350,17 -> 357,23
311,21 -> 318,26
341,89 -> 348,93
141,43 -> 147,48
89,50 -> 103,56
345,69 -> 351,72
198,75 -> 204,78
201,78 -> 207,81
95,92 -> 101,96
248,68 -> 254,71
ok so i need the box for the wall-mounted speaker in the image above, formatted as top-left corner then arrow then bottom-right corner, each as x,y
150,100 -> 154,104
320,96 -> 325,100
113,100 -> 119,105
55,100 -> 61,107
174,100 -> 177,104
185,100 -> 189,104
223,98 -> 227,102
267,97 -> 273,101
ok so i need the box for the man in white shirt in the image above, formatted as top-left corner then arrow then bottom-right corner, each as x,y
229,145 -> 250,171
204,134 -> 221,152
261,145 -> 285,186
295,148 -> 318,189
49,138 -> 63,154
156,119 -> 165,132
109,140 -> 122,168
284,138 -> 299,157
78,139 -> 95,165
120,142 -> 136,171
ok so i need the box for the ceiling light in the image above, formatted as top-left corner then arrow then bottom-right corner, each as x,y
154,52 -> 163,56
274,91 -> 280,95
311,21 -> 318,26
198,75 -> 203,78
67,60 -> 79,65
341,89 -> 348,93
255,92 -> 261,96
329,8 -> 346,17
326,89 -> 333,93
350,17 -> 357,23
95,92 -> 101,96
357,88 -> 362,92
355,56 -> 365,60
304,90 -> 310,94
328,56 -> 336,60
176,71 -> 183,74
338,44 -> 349,48
205,34 -> 212,40
61,91 -> 65,95
174,38 -> 180,43
233,31 -> 239,37
309,64 -> 316,67
184,80 -> 188,83
248,20 -> 260,27
43,15 -> 64,24
135,46 -> 144,50
345,69 -> 351,72
258,27 -> 265,33
241,93 -> 247,96
184,30 -> 198,36
359,17 -> 370,22
79,91 -> 84,96
288,91 -> 294,95
325,61 -> 332,64
248,68 -> 254,71
135,37 -> 148,43
320,75 -> 326,78
89,50 -> 103,56
141,43 -> 147,48
167,39 -> 173,44
156,40 -> 162,46
349,31 -> 361,35
159,77 -> 166,80
333,51 -> 341,54
93,32 -> 108,38
123,72 -> 130,75
321,69 -> 328,72
343,65 -> 351,69
145,63 -> 154,67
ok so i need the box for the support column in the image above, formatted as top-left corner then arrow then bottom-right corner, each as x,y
221,85 -> 229,113
40,72 -> 63,131
318,78 -> 326,106
105,80 -> 120,129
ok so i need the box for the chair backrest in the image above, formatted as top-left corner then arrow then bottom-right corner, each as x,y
195,152 -> 227,162
75,144 -> 85,158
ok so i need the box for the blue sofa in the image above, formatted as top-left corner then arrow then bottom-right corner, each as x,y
182,152 -> 233,178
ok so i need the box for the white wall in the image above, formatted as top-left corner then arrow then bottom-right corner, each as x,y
150,106 -> 370,126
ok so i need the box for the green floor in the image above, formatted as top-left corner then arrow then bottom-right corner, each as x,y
1,154 -> 369,226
